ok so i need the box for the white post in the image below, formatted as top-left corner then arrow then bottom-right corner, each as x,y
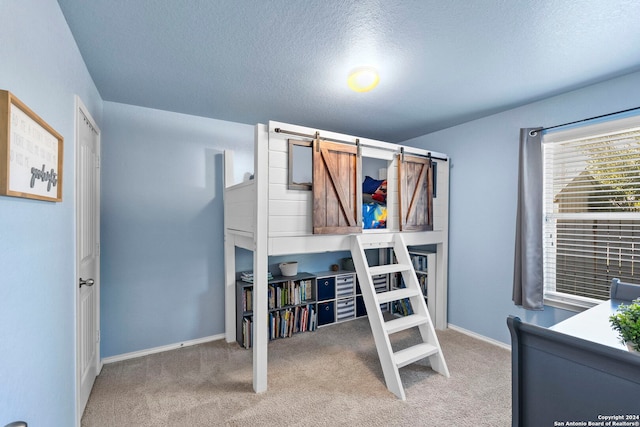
252,124 -> 269,393
224,233 -> 236,342
426,251 -> 437,323
223,150 -> 236,342
435,242 -> 448,330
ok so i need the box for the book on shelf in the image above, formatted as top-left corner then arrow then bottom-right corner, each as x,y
270,311 -> 281,340
242,288 -> 253,312
242,317 -> 252,349
392,299 -> 413,316
410,254 -> 428,272
287,309 -> 294,337
301,279 -> 313,302
299,306 -> 307,332
311,304 -> 317,330
418,274 -> 427,296
240,271 -> 274,283
268,285 -> 275,309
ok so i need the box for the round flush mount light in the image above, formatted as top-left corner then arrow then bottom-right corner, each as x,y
347,66 -> 380,92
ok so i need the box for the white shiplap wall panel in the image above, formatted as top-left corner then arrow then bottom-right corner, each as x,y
226,207 -> 254,233
361,145 -> 396,161
268,198 -> 311,216
268,142 -> 288,186
269,216 -> 312,235
269,150 -> 287,167
268,167 -> 288,187
225,181 -> 255,233
268,137 -> 288,152
432,159 -> 449,231
268,131 -> 314,237
268,184 -> 310,201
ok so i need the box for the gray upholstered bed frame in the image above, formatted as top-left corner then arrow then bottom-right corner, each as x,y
507,315 -> 640,427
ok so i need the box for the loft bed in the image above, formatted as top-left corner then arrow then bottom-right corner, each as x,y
223,121 -> 450,393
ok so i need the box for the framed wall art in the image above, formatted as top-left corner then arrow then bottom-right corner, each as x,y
0,90 -> 63,202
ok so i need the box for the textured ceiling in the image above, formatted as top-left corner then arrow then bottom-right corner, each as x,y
57,0 -> 640,142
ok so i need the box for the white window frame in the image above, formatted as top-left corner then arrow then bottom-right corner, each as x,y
542,114 -> 640,312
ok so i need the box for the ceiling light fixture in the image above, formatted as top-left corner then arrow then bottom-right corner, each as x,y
347,66 -> 379,92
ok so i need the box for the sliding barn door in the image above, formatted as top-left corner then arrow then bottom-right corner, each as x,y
398,154 -> 433,231
313,139 -> 361,234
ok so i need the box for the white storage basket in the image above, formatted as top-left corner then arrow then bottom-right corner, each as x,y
278,261 -> 298,276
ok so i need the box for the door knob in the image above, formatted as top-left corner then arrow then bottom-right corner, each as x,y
79,278 -> 95,288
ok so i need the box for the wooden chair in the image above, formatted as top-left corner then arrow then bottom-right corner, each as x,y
609,278 -> 640,301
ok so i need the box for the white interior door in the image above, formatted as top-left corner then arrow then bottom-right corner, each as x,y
76,97 -> 100,422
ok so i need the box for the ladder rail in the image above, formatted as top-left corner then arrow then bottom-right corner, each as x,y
350,235 -> 406,399
393,234 -> 450,378
350,233 -> 449,400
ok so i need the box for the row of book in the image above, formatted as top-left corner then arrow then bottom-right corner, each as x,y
392,298 -> 414,316
410,254 -> 430,272
269,304 -> 317,340
241,304 -> 318,348
242,279 -> 315,312
390,272 -> 427,296
268,279 -> 313,309
390,272 -> 406,290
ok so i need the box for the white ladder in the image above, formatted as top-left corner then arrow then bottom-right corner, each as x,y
350,233 -> 450,400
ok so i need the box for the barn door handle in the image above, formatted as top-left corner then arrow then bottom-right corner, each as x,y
79,278 -> 95,288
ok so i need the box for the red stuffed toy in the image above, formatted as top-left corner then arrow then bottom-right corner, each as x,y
371,180 -> 387,203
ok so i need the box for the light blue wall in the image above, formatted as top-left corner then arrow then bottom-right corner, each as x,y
235,248 -> 354,277
0,1 -> 102,425
404,70 -> 640,344
100,102 -> 254,357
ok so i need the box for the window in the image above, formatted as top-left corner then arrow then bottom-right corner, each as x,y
288,139 -> 312,190
543,115 -> 640,306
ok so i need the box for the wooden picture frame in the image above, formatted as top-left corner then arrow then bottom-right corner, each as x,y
0,90 -> 63,202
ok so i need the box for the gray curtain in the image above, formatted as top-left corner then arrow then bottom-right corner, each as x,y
513,128 -> 544,310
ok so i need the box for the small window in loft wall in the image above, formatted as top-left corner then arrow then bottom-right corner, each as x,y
288,139 -> 312,190
362,156 -> 389,230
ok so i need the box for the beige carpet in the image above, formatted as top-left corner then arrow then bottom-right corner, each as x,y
82,317 -> 511,426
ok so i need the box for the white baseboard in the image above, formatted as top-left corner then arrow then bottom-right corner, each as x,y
102,326 -> 509,364
101,333 -> 225,364
447,324 -> 511,351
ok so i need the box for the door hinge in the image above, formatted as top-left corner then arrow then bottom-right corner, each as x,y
97,329 -> 100,343
96,242 -> 100,256
96,154 -> 100,168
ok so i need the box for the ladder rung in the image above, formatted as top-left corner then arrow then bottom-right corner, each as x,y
394,343 -> 439,368
384,314 -> 430,334
369,263 -> 412,276
376,287 -> 421,304
357,237 -> 395,249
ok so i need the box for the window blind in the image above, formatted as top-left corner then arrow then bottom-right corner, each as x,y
543,121 -> 640,302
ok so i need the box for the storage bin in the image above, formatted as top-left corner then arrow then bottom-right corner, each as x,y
317,276 -> 336,300
336,298 -> 355,322
317,301 -> 335,326
278,261 -> 298,276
